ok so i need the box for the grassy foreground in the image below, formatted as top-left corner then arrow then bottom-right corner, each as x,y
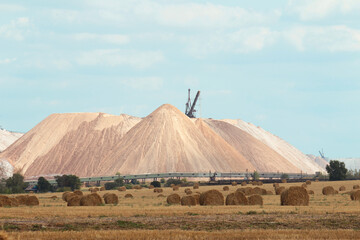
0,180 -> 359,239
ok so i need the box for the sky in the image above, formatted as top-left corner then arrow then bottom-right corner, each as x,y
0,0 -> 359,158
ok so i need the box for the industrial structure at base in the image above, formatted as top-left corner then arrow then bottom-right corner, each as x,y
25,171 -> 319,186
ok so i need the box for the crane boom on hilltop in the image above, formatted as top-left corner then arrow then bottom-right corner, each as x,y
185,89 -> 200,118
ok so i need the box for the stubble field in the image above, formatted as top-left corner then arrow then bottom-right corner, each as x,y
0,180 -> 360,239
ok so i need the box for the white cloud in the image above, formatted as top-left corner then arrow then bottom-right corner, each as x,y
76,49 -> 164,69
184,27 -> 277,57
85,0 -> 281,28
0,4 -> 25,12
288,0 -> 360,21
121,77 -> 163,90
0,17 -> 30,41
284,25 -> 360,52
73,33 -> 130,45
0,58 -> 16,64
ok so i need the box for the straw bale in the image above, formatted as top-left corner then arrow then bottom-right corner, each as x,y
231,182 -> 237,186
200,190 -> 224,206
124,194 -> 133,198
301,183 -> 307,188
154,188 -> 163,193
276,186 -> 285,195
80,193 -> 103,206
133,185 -> 142,190
223,186 -> 230,191
118,186 -> 126,192
339,186 -> 346,191
157,194 -> 165,198
9,198 -> 19,207
226,191 -> 248,205
67,195 -> 81,206
62,191 -> 71,201
273,183 -> 279,188
322,186 -> 336,195
172,186 -> 179,191
350,190 -> 360,201
281,186 -> 309,206
15,195 -> 27,205
64,193 -> 76,202
167,193 -> 181,204
149,185 -> 154,189
50,196 -> 57,200
104,193 -> 118,204
25,195 -> 39,206
306,180 -> 311,185
241,182 -> 247,186
266,190 -> 274,195
248,194 -> 263,205
0,196 -> 11,207
353,185 -> 360,190
100,187 -> 105,191
193,183 -> 199,189
181,195 -> 197,206
193,194 -> 200,204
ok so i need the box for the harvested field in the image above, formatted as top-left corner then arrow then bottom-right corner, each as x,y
0,181 -> 359,239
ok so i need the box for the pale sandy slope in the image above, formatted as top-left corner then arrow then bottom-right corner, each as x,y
222,119 -> 324,174
0,113 -> 141,177
0,129 -> 23,152
204,119 -> 301,173
96,104 -> 256,176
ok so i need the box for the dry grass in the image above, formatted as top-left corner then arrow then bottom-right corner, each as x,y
0,180 -> 359,239
3,229 -> 360,240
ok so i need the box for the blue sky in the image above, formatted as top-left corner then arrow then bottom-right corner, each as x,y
0,0 -> 359,158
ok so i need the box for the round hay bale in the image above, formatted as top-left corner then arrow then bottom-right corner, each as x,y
193,183 -> 199,189
104,193 -> 118,204
276,187 -> 285,195
353,185 -> 360,190
258,181 -> 263,186
80,193 -> 103,206
88,188 -> 93,192
307,190 -> 314,195
172,186 -> 179,191
306,180 -> 311,185
322,186 -> 336,195
273,183 -> 279,188
73,190 -> 83,196
181,195 -> 197,206
281,179 -> 287,183
248,181 -> 253,185
350,190 -> 360,201
133,185 -> 142,190
62,191 -> 72,201
251,181 -> 257,186
200,190 -> 224,206
0,196 -> 11,207
223,186 -> 230,191
225,191 -> 247,205
154,188 -> 163,193
170,184 -> 175,188
239,187 -> 254,196
248,194 -> 263,205
91,188 -> 99,193
149,185 -> 154,189
167,194 -> 181,205
231,182 -> 237,186
118,186 -> 126,192
50,196 -> 57,200
124,194 -> 133,198
15,195 -> 27,205
9,198 -> 19,207
281,186 -> 309,206
266,190 -> 274,195
186,190 -> 193,195
25,195 -> 39,206
64,193 -> 76,202
100,187 -> 105,191
67,195 -> 81,206
157,194 -> 165,198
301,183 -> 307,188
241,182 -> 247,186
252,187 -> 263,195
339,186 -> 346,191
193,194 -> 200,205
0,231 -> 8,240
184,188 -> 191,193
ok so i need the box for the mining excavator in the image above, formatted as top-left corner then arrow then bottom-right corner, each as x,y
185,89 -> 200,118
